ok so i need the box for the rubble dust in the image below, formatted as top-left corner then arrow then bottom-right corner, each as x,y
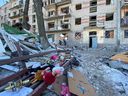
73,48 -> 128,96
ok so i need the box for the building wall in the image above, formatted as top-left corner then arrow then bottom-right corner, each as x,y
0,2 -> 11,27
1,0 -> 128,48
120,6 -> 128,45
66,0 -> 117,47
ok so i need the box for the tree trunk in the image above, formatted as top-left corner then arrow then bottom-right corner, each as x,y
23,0 -> 30,30
33,0 -> 50,49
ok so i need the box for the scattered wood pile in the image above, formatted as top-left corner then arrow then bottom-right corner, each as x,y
0,25 -> 96,96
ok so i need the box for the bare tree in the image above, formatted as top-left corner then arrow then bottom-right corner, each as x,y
23,0 -> 30,30
33,0 -> 50,49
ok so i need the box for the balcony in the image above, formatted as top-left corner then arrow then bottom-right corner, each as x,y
90,6 -> 97,13
44,13 -> 71,21
44,3 -> 56,10
44,0 -> 71,9
89,21 -> 97,27
121,16 -> 128,27
9,13 -> 23,19
56,0 -> 71,6
121,0 -> 128,8
9,1 -> 23,10
46,24 -> 71,33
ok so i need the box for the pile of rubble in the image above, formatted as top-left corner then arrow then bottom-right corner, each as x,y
0,24 -> 96,96
74,48 -> 128,96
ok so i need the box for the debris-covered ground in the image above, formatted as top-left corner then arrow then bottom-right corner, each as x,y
73,48 -> 128,96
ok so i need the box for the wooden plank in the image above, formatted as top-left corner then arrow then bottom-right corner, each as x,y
29,83 -> 49,96
14,42 -> 26,68
111,52 -> 128,64
0,39 -> 5,53
0,50 -> 66,65
0,68 -> 28,86
1,31 -> 17,52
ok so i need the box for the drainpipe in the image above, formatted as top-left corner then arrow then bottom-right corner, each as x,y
115,0 -> 121,51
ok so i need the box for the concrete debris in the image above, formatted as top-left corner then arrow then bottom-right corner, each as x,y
74,49 -> 128,96
25,62 -> 41,68
109,61 -> 128,70
0,87 -> 33,96
42,90 -> 58,96
1,25 -> 128,96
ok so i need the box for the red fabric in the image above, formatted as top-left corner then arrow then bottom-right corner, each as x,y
43,72 -> 56,85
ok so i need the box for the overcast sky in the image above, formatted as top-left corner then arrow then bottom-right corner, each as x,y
0,0 -> 9,7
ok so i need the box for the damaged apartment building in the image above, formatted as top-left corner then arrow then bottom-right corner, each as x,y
0,0 -> 128,49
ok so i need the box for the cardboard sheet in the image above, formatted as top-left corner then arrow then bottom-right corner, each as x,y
68,69 -> 96,96
111,52 -> 128,64
52,75 -> 67,95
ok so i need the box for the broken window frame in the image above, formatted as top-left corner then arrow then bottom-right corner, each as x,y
105,30 -> 114,38
13,11 -> 17,16
48,11 -> 55,17
61,7 -> 69,14
75,18 -> 81,25
32,25 -> 36,32
124,30 -> 128,38
106,13 -> 114,21
48,22 -> 55,29
106,0 -> 111,5
76,4 -> 82,10
32,15 -> 36,23
90,0 -> 97,6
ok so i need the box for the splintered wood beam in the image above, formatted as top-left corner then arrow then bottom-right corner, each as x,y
61,57 -> 75,67
29,83 -> 49,96
0,68 -> 28,86
0,54 -> 74,96
0,50 -> 66,65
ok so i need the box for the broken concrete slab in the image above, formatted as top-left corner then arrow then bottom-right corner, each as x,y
0,86 -> 33,96
100,65 -> 128,96
109,61 -> 128,70
25,62 -> 41,68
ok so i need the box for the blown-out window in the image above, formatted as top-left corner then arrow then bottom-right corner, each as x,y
105,30 -> 114,38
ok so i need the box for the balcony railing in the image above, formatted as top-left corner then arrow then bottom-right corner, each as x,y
44,0 -> 71,8
46,24 -> 71,32
121,16 -> 128,27
10,1 -> 23,10
56,0 -> 71,6
9,13 -> 23,19
44,13 -> 71,20
90,6 -> 97,13
121,0 -> 128,7
89,21 -> 97,27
